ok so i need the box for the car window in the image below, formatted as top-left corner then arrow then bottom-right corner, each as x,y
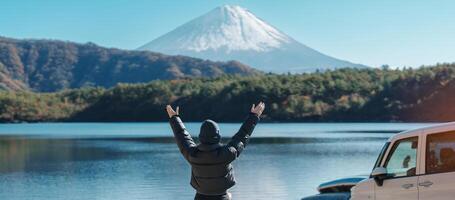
426,131 -> 455,174
385,137 -> 418,178
374,142 -> 390,168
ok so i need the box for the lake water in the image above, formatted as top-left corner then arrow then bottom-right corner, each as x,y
0,122 -> 434,200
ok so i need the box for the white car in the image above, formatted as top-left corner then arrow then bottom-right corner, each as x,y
351,122 -> 455,200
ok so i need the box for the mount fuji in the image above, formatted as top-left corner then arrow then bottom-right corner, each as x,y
138,5 -> 366,73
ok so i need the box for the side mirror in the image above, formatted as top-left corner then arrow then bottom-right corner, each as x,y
371,167 -> 391,186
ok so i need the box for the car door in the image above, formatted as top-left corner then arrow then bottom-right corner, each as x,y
375,137 -> 419,200
419,131 -> 455,200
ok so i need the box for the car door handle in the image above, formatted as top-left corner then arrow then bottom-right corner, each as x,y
419,181 -> 434,187
401,183 -> 414,189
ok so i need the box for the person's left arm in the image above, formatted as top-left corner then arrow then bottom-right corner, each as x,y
167,105 -> 197,161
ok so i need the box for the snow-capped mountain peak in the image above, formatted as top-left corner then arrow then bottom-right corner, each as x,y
141,5 -> 291,53
138,5 -> 366,73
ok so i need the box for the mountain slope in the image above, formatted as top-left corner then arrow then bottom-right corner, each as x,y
139,5 -> 366,73
0,36 -> 258,92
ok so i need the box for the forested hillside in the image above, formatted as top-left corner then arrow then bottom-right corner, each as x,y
0,37 -> 258,92
1,63 -> 455,122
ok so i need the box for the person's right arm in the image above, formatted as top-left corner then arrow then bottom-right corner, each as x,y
227,102 -> 265,160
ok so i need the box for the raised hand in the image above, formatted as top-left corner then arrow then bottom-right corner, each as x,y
166,105 -> 179,118
250,102 -> 265,117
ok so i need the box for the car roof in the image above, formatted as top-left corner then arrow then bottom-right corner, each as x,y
389,121 -> 455,142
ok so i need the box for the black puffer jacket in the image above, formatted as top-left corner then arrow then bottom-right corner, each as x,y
169,113 -> 259,195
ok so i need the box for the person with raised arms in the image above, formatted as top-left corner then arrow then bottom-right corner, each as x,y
166,102 -> 265,200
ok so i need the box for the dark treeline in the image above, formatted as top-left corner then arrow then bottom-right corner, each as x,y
1,63 -> 455,122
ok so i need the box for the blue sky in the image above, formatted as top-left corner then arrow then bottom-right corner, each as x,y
2,0 -> 455,67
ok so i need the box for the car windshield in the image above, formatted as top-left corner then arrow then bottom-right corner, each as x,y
373,142 -> 390,170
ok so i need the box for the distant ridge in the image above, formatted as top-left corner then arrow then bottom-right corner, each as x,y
0,36 -> 258,92
139,5 -> 367,73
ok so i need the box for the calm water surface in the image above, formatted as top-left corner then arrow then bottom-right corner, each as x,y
0,123 -> 434,200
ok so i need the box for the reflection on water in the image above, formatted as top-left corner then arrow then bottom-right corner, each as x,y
0,123 -> 433,200
0,137 -> 139,173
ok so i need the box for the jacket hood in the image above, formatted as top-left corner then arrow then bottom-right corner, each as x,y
199,119 -> 221,144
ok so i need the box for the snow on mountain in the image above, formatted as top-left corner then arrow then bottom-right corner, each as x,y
138,5 -> 367,73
